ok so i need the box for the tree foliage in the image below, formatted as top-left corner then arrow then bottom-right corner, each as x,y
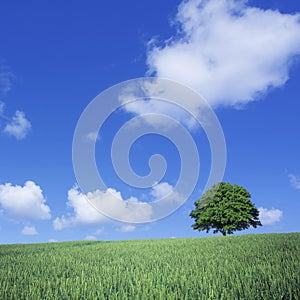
190,182 -> 262,236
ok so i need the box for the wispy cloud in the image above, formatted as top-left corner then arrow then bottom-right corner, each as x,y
0,62 -> 32,140
3,110 -> 31,140
0,63 -> 14,97
84,228 -> 104,241
288,174 -> 300,190
119,224 -> 136,232
258,207 -> 283,225
85,235 -> 97,241
49,239 -> 58,243
0,102 -> 5,116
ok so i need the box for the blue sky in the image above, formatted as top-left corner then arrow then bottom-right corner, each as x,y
0,0 -> 299,243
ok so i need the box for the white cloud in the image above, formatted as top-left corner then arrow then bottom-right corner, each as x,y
85,235 -> 97,241
54,181 -> 183,229
0,64 -> 31,140
53,186 -> 153,230
49,239 -> 58,243
53,187 -> 107,230
84,228 -> 104,241
3,110 -> 31,140
118,79 -> 201,130
146,0 -> 300,107
21,225 -> 38,235
151,182 -> 174,199
0,181 -> 51,220
288,174 -> 300,190
258,207 -> 283,225
151,182 -> 185,210
86,189 -> 153,223
119,224 -> 136,232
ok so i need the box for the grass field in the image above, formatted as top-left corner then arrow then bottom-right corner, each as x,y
0,233 -> 299,299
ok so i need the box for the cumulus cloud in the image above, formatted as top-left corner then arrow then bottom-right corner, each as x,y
0,181 -> 51,220
151,182 -> 174,199
53,187 -> 107,230
146,0 -> 300,107
288,174 -> 300,190
54,181 -> 184,229
53,186 -> 153,230
3,110 -> 31,140
151,182 -> 186,212
21,225 -> 38,235
258,207 -> 283,225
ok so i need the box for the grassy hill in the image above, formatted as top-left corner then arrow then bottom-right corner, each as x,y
0,233 -> 299,299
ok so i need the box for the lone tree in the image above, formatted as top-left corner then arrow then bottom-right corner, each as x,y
190,182 -> 262,236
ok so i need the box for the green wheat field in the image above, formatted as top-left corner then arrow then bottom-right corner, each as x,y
0,233 -> 299,299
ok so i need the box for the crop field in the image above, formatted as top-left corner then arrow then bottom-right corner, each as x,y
0,233 -> 299,299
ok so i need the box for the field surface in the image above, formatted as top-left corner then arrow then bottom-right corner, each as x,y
0,233 -> 299,299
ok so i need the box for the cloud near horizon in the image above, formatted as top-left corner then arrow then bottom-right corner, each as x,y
85,235 -> 97,241
146,0 -> 300,107
53,186 -> 152,230
258,207 -> 283,225
53,182 -> 181,229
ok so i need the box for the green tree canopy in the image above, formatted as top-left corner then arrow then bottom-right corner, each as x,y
190,182 -> 262,236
